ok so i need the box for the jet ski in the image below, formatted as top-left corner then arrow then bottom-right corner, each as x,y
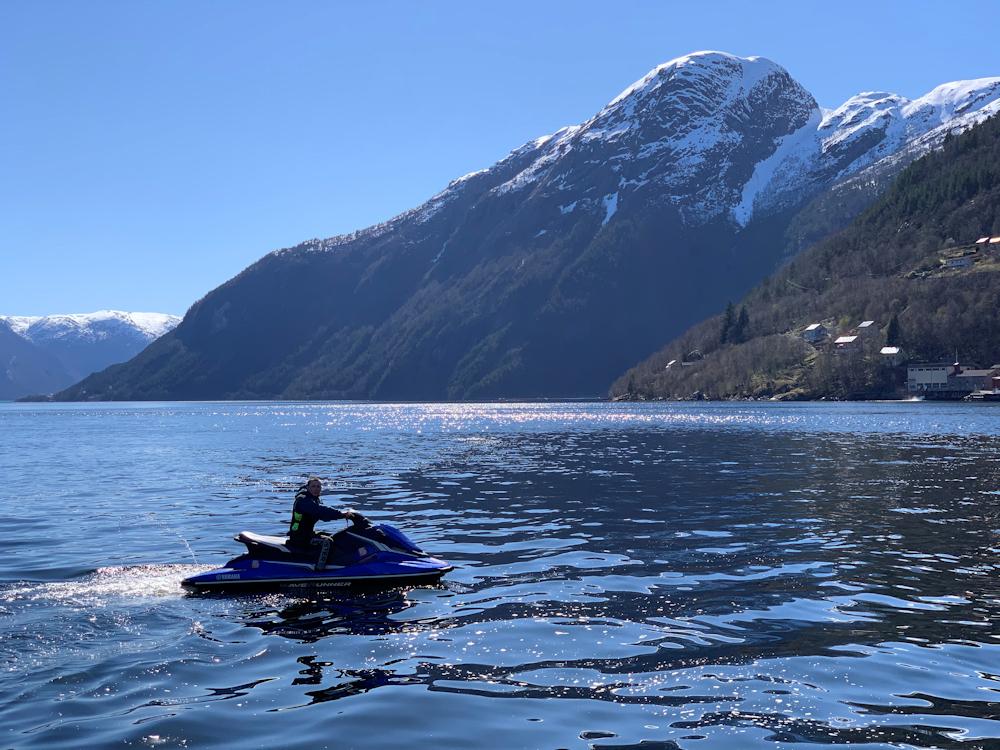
182,517 -> 451,592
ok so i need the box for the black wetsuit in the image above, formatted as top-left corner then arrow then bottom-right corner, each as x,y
288,488 -> 351,549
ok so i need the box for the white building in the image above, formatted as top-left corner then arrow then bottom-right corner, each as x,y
907,363 -> 958,392
905,363 -> 997,394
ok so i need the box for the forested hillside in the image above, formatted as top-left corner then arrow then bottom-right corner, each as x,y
613,115 -> 1000,400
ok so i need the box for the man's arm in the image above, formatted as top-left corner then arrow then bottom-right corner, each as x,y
297,495 -> 353,522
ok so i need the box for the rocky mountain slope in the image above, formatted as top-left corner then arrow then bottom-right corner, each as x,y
54,52 -> 1000,401
1,311 -> 180,399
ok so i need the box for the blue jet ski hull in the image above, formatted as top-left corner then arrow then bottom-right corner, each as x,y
183,555 -> 452,591
181,523 -> 452,592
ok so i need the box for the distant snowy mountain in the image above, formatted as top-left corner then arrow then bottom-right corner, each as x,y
0,311 -> 180,398
4,310 -> 179,346
54,52 -> 1000,401
0,321 -> 72,400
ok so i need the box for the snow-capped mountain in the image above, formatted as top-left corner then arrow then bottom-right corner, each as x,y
0,311 -> 180,398
292,52 -> 822,255
55,53 -> 1000,401
3,310 -> 179,347
296,52 -> 998,253
494,53 -> 821,228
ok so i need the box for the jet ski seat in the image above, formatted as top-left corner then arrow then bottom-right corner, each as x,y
235,531 -> 291,553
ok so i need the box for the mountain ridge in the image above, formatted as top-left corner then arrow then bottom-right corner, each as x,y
2,310 -> 180,342
281,54 -> 999,253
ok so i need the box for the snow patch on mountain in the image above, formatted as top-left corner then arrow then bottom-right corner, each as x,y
733,110 -> 823,226
601,192 -> 619,226
431,237 -> 452,265
492,126 -> 579,196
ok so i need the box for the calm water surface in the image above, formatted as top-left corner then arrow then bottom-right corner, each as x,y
1,401 -> 999,749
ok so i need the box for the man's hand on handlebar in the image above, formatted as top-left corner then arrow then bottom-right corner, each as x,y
343,509 -> 370,527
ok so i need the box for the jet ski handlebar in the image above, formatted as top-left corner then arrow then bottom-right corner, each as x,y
347,511 -> 371,529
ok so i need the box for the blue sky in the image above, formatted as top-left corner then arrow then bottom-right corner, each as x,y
2,1 -> 999,316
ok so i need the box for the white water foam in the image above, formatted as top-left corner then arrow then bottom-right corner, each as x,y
1,564 -> 215,605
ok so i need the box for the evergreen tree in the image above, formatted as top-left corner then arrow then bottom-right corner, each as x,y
885,314 -> 900,346
719,301 -> 735,345
734,306 -> 750,343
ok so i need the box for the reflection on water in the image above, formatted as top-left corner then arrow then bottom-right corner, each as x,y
240,589 -> 420,642
1,402 -> 999,749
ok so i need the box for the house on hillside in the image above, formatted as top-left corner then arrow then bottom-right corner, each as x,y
834,335 -> 860,354
880,346 -> 903,366
802,323 -> 828,344
857,320 -> 879,338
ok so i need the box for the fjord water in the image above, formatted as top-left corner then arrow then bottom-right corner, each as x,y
1,402 -> 999,749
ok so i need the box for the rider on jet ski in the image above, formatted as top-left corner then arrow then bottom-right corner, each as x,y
289,477 -> 366,569
181,476 -> 451,590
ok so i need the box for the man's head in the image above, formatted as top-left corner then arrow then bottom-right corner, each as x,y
305,477 -> 322,497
